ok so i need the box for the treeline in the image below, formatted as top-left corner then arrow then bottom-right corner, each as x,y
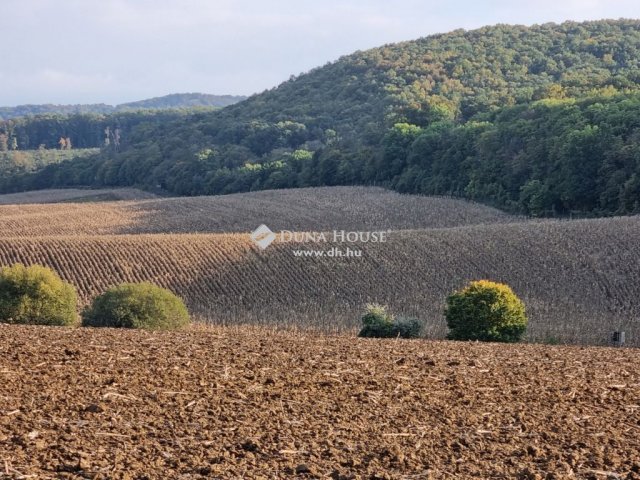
0,110 -> 192,150
0,93 -> 246,121
6,94 -> 639,216
1,20 -> 640,216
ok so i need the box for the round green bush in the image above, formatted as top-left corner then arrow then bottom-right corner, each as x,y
82,282 -> 190,330
445,280 -> 527,343
0,263 -> 78,326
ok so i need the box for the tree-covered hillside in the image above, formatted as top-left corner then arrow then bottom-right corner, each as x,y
2,20 -> 640,216
117,93 -> 245,111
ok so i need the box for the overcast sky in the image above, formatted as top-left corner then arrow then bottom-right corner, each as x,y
1,0 -> 638,106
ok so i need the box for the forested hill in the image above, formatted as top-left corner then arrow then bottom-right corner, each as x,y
213,19 -> 640,135
0,93 -> 246,120
117,93 -> 246,110
3,20 -> 640,217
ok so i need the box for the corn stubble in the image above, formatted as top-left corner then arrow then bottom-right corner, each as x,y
0,186 -> 515,236
0,187 -> 638,346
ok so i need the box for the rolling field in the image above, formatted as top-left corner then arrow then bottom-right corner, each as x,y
0,212 -> 638,345
1,324 -> 639,479
0,188 -> 158,205
0,187 -> 516,236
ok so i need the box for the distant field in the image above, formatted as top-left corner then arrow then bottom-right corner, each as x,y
0,216 -> 638,345
0,188 -> 158,205
0,186 -> 516,235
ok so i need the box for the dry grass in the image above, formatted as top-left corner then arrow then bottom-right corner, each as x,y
0,186 -> 516,236
0,214 -> 638,345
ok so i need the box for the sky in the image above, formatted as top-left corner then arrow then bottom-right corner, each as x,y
1,0 -> 638,106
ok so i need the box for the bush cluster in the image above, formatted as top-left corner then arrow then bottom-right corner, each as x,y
1,263 -> 528,343
0,263 -> 190,330
358,304 -> 423,339
361,281 -> 528,343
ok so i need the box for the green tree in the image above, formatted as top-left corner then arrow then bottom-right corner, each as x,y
519,180 -> 552,216
380,123 -> 422,179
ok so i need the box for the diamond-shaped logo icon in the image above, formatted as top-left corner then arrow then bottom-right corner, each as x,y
251,224 -> 276,250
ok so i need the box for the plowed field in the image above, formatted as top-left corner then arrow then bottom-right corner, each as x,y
1,324 -> 639,479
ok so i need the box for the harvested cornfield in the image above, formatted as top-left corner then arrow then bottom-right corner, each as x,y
1,324 -> 639,479
0,187 -> 516,236
0,188 -> 157,205
0,215 -> 638,345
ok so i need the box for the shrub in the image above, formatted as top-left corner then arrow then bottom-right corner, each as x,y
359,303 -> 394,338
358,304 -> 423,339
393,317 -> 423,339
82,282 -> 190,330
0,263 -> 78,326
445,280 -> 527,343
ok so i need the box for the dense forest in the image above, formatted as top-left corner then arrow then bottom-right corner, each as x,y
2,20 -> 640,216
0,93 -> 246,121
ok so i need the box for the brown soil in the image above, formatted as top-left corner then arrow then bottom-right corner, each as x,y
1,324 -> 639,480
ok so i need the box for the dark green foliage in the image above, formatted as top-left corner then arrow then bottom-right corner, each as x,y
358,304 -> 423,339
0,104 -> 113,121
0,110 -> 190,151
445,280 -> 527,343
82,282 -> 191,330
358,323 -> 395,338
0,264 -> 78,326
390,95 -> 640,216
3,20 -> 640,217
